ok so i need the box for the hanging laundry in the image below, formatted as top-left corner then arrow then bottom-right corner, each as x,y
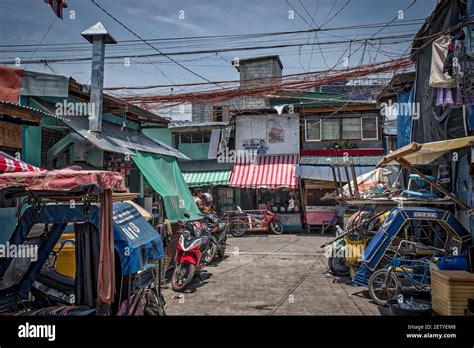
443,39 -> 455,76
435,87 -> 474,107
429,35 -> 456,88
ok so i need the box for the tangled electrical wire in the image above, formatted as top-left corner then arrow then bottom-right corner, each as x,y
118,57 -> 412,108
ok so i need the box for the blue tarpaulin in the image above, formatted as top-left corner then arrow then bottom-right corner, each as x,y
396,84 -> 415,149
467,105 -> 474,131
0,202 -> 163,303
112,202 -> 164,275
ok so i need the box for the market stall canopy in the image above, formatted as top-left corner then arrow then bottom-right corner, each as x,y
182,170 -> 232,187
0,152 -> 43,173
377,136 -> 474,166
229,155 -> 299,189
295,165 -> 375,182
0,167 -> 126,193
132,152 -> 202,222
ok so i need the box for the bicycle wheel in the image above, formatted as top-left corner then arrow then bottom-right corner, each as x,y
368,269 -> 401,306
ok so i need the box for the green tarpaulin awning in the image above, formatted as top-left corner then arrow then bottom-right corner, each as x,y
182,170 -> 231,187
132,152 -> 202,222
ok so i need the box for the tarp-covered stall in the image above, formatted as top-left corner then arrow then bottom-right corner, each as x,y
132,152 -> 201,222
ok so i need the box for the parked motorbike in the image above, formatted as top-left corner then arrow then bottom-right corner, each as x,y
204,213 -> 228,262
171,217 -> 212,292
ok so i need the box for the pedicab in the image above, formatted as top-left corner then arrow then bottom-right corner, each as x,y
224,209 -> 283,237
323,210 -> 389,278
0,167 -> 166,316
352,207 -> 472,287
367,240 -> 460,306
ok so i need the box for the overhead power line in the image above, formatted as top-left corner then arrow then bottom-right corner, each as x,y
90,0 -> 222,88
0,32 -> 416,65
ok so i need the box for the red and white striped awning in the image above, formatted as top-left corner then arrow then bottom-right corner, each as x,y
229,155 -> 299,189
0,154 -> 43,174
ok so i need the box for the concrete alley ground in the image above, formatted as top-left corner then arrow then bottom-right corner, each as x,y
162,233 -> 386,315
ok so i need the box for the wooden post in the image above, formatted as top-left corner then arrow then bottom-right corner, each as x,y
331,165 -> 340,197
350,164 -> 360,199
336,165 -> 345,197
344,164 -> 353,197
396,157 -> 471,211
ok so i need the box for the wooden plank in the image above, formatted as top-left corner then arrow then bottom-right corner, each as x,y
0,121 -> 22,148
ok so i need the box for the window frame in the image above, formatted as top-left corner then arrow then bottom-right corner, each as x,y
304,118 -> 321,142
341,118 -> 362,140
321,119 -> 341,141
361,116 -> 379,140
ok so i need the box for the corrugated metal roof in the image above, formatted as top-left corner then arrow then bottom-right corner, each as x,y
0,100 -> 53,118
169,121 -> 230,129
59,115 -> 189,160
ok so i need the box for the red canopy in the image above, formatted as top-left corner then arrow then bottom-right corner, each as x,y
0,154 -> 44,173
0,167 -> 126,192
229,154 -> 299,189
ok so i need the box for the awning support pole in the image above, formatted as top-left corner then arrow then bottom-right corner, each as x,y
396,157 -> 471,212
350,164 -> 360,199
331,166 -> 340,197
343,164 -> 353,197
336,165 -> 344,197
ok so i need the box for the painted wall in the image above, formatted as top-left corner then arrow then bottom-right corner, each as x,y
22,126 -> 41,167
143,128 -> 172,146
178,143 -> 210,160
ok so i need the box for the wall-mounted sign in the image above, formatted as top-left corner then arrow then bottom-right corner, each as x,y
236,114 -> 299,155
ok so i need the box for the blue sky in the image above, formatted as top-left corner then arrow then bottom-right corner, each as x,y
0,0 -> 437,91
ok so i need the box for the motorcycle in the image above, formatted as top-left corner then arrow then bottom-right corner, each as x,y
171,217 -> 212,292
204,213 -> 228,262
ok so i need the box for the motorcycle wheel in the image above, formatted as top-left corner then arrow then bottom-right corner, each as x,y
217,237 -> 227,258
270,221 -> 284,235
171,262 -> 195,292
368,269 -> 401,306
205,242 -> 217,264
230,220 -> 247,237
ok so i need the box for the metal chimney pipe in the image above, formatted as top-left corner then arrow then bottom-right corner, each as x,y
81,22 -> 117,133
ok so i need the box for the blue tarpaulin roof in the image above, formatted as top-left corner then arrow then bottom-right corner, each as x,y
112,202 -> 164,275
0,202 -> 164,302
